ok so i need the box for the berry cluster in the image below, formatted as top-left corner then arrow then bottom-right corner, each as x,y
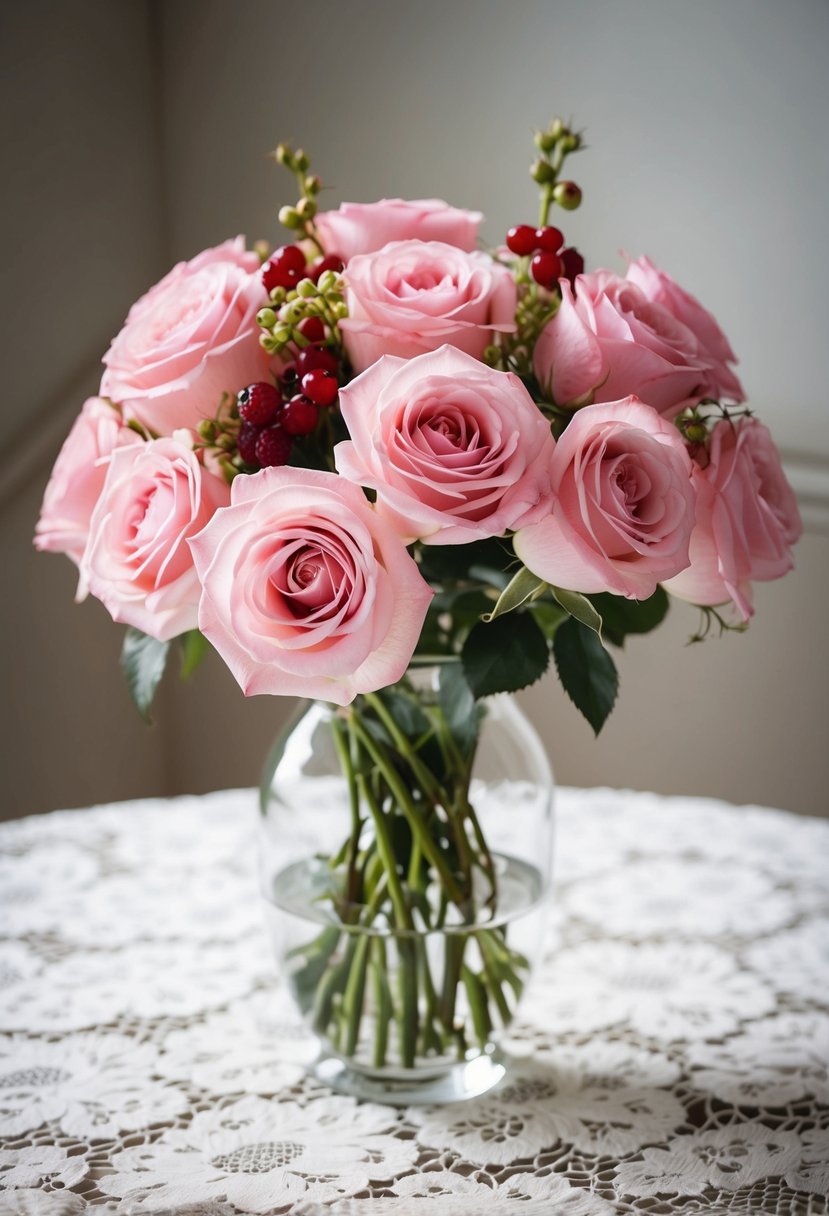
235,340 -> 341,469
505,224 -> 584,290
262,244 -> 344,294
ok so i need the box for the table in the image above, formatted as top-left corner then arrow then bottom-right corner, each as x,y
1,788 -> 827,1215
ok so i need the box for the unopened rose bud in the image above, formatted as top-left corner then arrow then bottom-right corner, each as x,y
269,286 -> 287,306
549,118 -> 566,141
259,333 -> 279,354
294,149 -> 310,173
304,174 -> 321,196
278,205 -> 302,230
256,307 -> 277,328
553,181 -> 582,210
559,132 -> 582,154
296,196 -> 317,221
252,239 -> 271,263
197,418 -> 217,441
273,323 -> 293,345
534,130 -> 557,154
274,143 -> 294,168
483,344 -> 500,366
531,158 -> 556,184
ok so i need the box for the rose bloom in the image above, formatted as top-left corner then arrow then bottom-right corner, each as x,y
534,270 -> 711,417
664,417 -> 801,620
514,397 -> 695,600
101,237 -> 271,435
335,345 -> 555,544
34,397 -> 139,595
82,433 -> 230,641
626,255 -> 744,402
315,198 -> 482,261
189,467 -> 433,705
339,240 -> 516,373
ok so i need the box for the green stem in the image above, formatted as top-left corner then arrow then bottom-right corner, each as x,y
439,934 -> 466,1032
349,714 -> 467,911
330,716 -> 363,907
371,939 -> 393,1068
363,692 -> 447,804
356,770 -> 412,932
462,963 -> 492,1049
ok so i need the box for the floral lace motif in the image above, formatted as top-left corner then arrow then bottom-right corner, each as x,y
0,787 -> 827,1214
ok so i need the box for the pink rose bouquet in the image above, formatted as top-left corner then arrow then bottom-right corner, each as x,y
36,119 -> 800,1075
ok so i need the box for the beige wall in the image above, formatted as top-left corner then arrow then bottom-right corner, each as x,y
3,0 -> 828,819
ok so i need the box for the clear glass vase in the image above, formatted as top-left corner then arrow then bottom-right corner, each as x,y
259,665 -> 554,1104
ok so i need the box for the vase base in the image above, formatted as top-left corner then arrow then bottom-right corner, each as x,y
311,1047 -> 506,1106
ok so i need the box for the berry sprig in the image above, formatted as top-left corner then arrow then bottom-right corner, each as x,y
530,118 -> 585,228
256,245 -> 347,360
196,354 -> 342,481
270,143 -> 325,253
506,224 -> 586,290
487,119 -> 587,381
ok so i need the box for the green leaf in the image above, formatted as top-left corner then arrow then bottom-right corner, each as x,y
589,587 -> 670,647
483,566 -> 548,622
529,599 -> 567,639
553,617 -> 618,735
438,662 -> 481,756
121,628 -> 170,723
462,611 -> 550,698
551,586 -> 603,637
417,537 -> 513,586
179,629 -> 209,679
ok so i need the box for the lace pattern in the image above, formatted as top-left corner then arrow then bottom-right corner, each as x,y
1,787 -> 827,1214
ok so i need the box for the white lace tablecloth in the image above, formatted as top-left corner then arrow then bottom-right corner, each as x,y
1,787 -> 828,1216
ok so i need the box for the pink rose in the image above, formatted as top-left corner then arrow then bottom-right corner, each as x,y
625,255 -> 744,402
82,434 -> 230,641
316,198 -> 483,260
339,240 -> 516,373
514,398 -> 695,599
664,418 -> 801,620
335,346 -> 555,544
533,271 -> 711,417
189,467 -> 433,705
101,237 -> 271,435
34,397 -> 139,597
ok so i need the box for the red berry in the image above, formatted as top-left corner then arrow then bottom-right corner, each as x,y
263,261 -> 299,292
296,345 -> 339,377
262,244 -> 307,292
282,395 -> 320,436
301,369 -> 339,408
238,422 -> 260,466
505,224 -> 538,256
255,424 -> 293,467
274,244 -> 306,273
535,225 -> 564,253
530,250 -> 562,290
560,246 -> 585,284
297,316 -> 326,344
309,253 -> 344,283
237,382 -> 282,426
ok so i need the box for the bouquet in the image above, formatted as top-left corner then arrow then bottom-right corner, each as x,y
35,119 -> 801,1080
